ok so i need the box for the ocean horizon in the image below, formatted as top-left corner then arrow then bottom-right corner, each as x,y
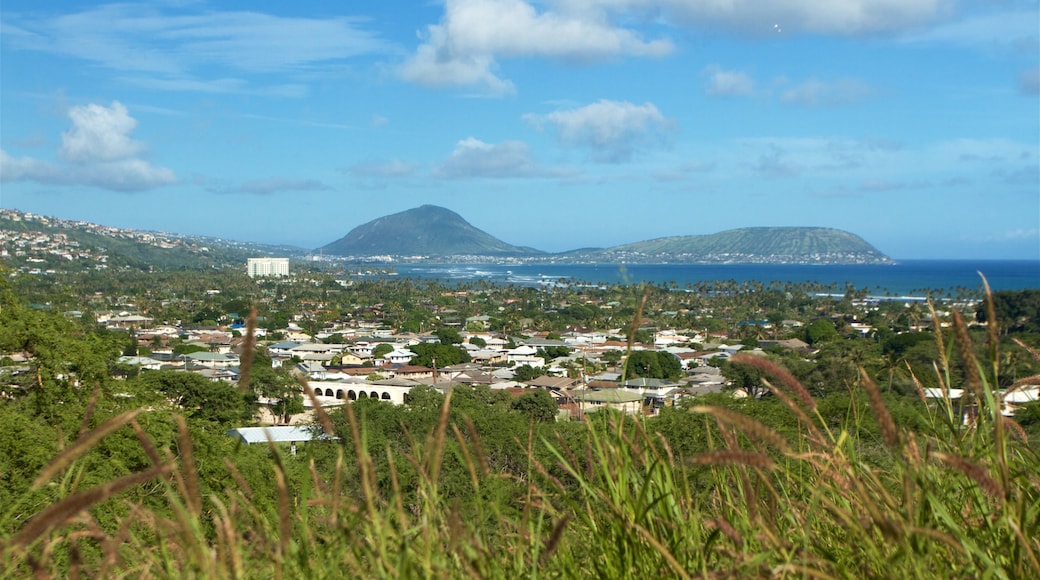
365,259 -> 1039,298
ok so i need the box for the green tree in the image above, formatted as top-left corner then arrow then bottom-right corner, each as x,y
513,364 -> 546,382
408,342 -> 469,368
805,319 -> 838,345
511,390 -> 557,423
434,327 -> 464,345
137,370 -> 256,424
625,350 -> 682,380
977,290 -> 1040,334
601,350 -> 622,367
372,343 -> 394,359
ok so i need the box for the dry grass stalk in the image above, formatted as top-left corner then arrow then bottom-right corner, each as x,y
1002,417 -> 1029,441
175,414 -> 203,517
1003,374 -> 1040,399
237,307 -> 258,393
10,464 -> 170,550
859,368 -> 898,449
690,451 -> 775,470
32,409 -> 142,489
761,379 -> 826,445
926,299 -> 948,372
907,364 -> 928,404
209,496 -> 242,579
951,310 -> 983,399
299,375 -> 335,438
131,419 -> 163,469
223,458 -> 254,499
77,384 -> 101,437
935,453 -> 1003,499
539,514 -> 570,566
980,274 -> 1000,378
706,517 -> 743,545
1012,338 -> 1040,363
731,354 -> 816,411
690,406 -> 791,453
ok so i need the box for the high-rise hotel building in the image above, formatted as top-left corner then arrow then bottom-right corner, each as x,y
247,257 -> 290,278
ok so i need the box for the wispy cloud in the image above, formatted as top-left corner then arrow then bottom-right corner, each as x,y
348,159 -> 421,178
750,145 -> 802,177
653,160 -> 717,182
0,101 -> 175,192
524,100 -> 676,163
1019,66 -> 1040,96
779,77 -> 873,107
622,0 -> 951,35
3,4 -> 393,96
899,9 -> 1039,52
215,178 -> 332,195
704,65 -> 756,97
433,137 -> 559,178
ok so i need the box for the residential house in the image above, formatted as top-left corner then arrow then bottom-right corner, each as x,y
505,345 -> 545,368
575,389 -> 644,415
295,362 -> 327,381
381,348 -> 415,367
185,351 -> 239,370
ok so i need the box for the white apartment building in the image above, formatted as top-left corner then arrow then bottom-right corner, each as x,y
247,257 -> 290,278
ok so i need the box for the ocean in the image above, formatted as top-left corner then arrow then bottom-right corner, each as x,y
374,260 -> 1039,298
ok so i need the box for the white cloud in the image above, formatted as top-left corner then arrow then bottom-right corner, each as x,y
4,4 -> 392,95
60,102 -> 146,163
525,99 -> 675,162
779,77 -> 873,107
434,138 -> 552,178
349,159 -> 421,178
227,178 -> 332,195
704,66 -> 755,96
0,101 -> 175,192
400,0 -> 672,93
0,150 -> 55,182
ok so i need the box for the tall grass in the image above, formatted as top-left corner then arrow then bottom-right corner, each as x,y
2,287 -> 1038,578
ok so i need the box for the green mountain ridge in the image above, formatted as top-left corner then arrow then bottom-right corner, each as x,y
320,205 -> 544,257
1,206 -> 893,269
561,227 -> 893,264
319,206 -> 892,264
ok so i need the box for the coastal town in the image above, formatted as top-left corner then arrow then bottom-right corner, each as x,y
4,246 -> 1035,430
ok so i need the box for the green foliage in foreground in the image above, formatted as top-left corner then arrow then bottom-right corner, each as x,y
1,288 -> 1039,577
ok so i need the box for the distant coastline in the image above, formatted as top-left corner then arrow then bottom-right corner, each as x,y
358,260 -> 1040,297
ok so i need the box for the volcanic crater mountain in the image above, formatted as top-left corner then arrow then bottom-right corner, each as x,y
319,205 -> 892,265
320,205 -> 543,258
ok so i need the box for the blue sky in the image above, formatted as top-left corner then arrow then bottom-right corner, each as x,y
1,0 -> 1038,260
